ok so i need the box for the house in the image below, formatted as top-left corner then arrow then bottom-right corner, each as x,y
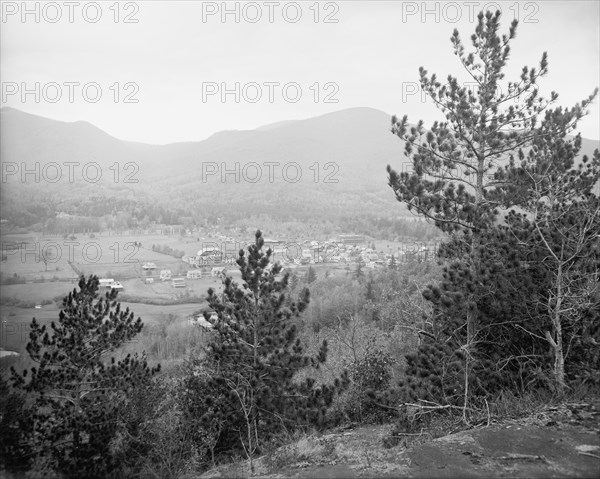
160,270 -> 172,281
211,266 -> 226,277
172,277 -> 186,288
99,278 -> 115,289
187,270 -> 203,279
197,246 -> 223,264
197,246 -> 221,256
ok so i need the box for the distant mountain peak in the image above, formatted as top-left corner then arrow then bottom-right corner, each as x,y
255,107 -> 392,132
255,119 -> 299,131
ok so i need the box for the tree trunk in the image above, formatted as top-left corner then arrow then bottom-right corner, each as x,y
467,231 -> 481,346
547,264 -> 566,396
246,411 -> 254,475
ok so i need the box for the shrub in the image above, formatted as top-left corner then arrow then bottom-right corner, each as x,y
346,344 -> 396,424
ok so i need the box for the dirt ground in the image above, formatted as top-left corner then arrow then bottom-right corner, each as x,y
200,401 -> 600,479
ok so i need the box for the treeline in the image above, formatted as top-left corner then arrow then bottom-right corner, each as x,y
3,196 -> 191,230
339,215 -> 441,242
2,194 -> 440,242
151,244 -> 185,259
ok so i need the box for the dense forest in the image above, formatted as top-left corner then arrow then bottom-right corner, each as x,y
2,193 -> 440,243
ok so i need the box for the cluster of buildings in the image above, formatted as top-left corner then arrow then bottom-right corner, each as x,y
141,262 -> 230,289
179,234 -> 437,270
139,232 -> 437,289
264,236 -> 436,269
98,278 -> 124,291
278,244 -> 432,269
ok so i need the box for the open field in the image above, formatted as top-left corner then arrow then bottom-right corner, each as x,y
1,232 -> 226,281
1,281 -> 77,304
0,299 -> 210,371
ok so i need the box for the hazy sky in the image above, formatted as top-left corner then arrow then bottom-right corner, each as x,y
1,1 -> 599,144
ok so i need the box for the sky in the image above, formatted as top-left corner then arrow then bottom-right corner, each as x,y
1,0 -> 599,144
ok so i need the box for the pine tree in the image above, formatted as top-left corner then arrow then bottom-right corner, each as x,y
502,112 -> 600,394
305,265 -> 317,284
386,9 -> 598,413
0,375 -> 31,473
10,275 -> 160,478
289,272 -> 299,290
191,231 -> 347,472
389,10 -> 545,352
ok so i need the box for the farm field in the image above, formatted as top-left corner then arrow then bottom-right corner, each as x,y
0,231 -> 249,282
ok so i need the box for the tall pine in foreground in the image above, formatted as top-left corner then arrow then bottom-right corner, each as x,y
386,10 -> 598,415
186,230 -> 347,472
9,275 -> 160,478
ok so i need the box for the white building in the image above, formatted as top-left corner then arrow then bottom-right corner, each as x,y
160,270 -> 172,281
99,278 -> 115,288
211,266 -> 226,277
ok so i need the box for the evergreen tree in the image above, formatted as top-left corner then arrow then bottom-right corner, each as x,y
501,113 -> 600,393
10,275 -> 160,478
0,375 -> 31,473
385,10 -> 598,412
289,272 -> 299,290
189,231 -> 347,472
305,265 -> 317,284
389,10 -> 549,353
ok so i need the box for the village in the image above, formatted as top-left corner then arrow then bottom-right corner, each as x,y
126,232 -> 438,291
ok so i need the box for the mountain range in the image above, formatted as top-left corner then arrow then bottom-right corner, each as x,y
1,106 -> 598,229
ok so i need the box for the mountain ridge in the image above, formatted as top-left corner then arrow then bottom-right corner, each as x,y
1,107 -> 598,229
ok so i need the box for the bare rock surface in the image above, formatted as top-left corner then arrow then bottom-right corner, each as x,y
199,401 -> 600,478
